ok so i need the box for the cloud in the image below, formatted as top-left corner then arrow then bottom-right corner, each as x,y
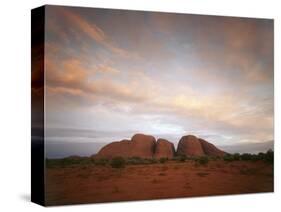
194,18 -> 273,85
147,92 -> 272,135
95,64 -> 120,74
43,7 -> 273,151
45,40 -> 273,139
45,52 -> 154,108
219,140 -> 274,154
59,8 -> 139,59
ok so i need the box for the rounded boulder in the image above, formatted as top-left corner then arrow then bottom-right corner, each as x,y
130,134 -> 156,158
154,138 -> 175,159
177,135 -> 204,156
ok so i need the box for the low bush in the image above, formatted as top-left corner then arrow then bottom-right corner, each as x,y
95,158 -> 109,166
197,156 -> 209,165
146,158 -> 158,164
159,157 -> 168,164
110,157 -> 126,168
173,155 -> 187,162
46,158 -> 59,168
126,156 -> 144,165
258,152 -> 265,159
240,153 -> 252,161
221,150 -> 273,163
233,153 -> 241,161
250,154 -> 260,161
223,154 -> 235,162
209,155 -> 221,161
46,156 -> 94,168
264,149 -> 274,164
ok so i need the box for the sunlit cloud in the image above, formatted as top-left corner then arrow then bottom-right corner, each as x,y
44,6 -> 274,156
58,8 -> 139,59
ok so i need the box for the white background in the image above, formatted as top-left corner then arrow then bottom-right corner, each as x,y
0,0 -> 280,211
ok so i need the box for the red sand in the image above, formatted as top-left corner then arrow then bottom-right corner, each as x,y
46,160 -> 273,205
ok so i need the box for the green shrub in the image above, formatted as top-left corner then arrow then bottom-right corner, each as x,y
221,151 -> 273,163
209,155 -> 221,161
258,152 -> 265,160
95,158 -> 109,166
146,158 -> 158,164
173,155 -> 187,162
90,157 -> 96,163
223,154 -> 235,162
159,157 -> 168,164
250,154 -> 260,161
127,156 -> 144,165
46,156 -> 93,168
110,157 -> 126,168
264,149 -> 274,164
233,153 -> 241,161
46,158 -> 58,168
197,156 -> 209,165
131,156 -> 142,161
240,153 -> 252,161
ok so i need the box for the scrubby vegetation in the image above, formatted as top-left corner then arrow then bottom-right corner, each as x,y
146,158 -> 158,164
172,155 -> 187,162
223,150 -> 274,164
233,153 -> 241,161
126,157 -> 158,165
46,156 -> 94,168
46,149 -> 274,168
126,156 -> 144,165
196,156 -> 209,165
261,149 -> 274,164
95,158 -> 109,166
159,157 -> 168,163
110,157 -> 126,168
223,154 -> 235,162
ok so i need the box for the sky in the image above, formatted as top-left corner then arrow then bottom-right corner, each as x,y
42,6 -> 273,158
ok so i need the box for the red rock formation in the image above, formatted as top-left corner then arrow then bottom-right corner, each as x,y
96,134 -> 156,159
130,134 -> 156,158
96,139 -> 131,159
199,138 -> 226,156
177,135 -> 205,156
154,138 -> 175,159
96,133 -> 226,159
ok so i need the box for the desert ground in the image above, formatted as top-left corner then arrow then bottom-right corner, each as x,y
46,159 -> 273,205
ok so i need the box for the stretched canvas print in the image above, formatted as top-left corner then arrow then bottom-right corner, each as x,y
31,5 -> 274,206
